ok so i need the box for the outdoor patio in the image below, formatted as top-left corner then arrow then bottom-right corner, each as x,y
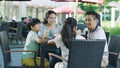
0,0 -> 120,68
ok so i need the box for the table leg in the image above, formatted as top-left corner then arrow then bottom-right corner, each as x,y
40,45 -> 44,68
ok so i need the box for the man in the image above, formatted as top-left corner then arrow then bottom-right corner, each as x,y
85,11 -> 108,67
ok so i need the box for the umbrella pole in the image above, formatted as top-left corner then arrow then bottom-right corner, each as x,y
74,0 -> 78,19
1,0 -> 6,21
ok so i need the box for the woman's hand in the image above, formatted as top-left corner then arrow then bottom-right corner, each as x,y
47,39 -> 55,44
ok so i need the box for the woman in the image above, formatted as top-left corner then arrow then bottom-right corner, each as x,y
38,10 -> 61,40
22,18 -> 48,67
48,17 -> 85,68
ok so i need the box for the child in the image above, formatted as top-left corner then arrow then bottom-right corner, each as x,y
22,18 -> 48,67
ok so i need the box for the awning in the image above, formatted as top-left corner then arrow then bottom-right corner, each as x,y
79,0 -> 104,4
51,0 -> 104,4
50,5 -> 85,14
0,0 -> 31,1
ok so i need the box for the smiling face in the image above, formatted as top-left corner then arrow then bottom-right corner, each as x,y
46,13 -> 56,25
85,14 -> 98,31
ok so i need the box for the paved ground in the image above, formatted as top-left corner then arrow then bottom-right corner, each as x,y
0,41 -> 24,68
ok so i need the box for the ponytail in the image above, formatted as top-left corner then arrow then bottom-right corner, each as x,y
61,17 -> 77,49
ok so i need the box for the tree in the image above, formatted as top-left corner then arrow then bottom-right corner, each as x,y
78,3 -> 99,12
78,0 -> 119,12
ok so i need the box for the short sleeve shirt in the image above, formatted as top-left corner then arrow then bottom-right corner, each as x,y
23,31 -> 39,58
87,26 -> 108,59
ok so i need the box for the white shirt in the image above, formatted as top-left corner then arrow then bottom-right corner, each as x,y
87,26 -> 108,59
53,35 -> 85,60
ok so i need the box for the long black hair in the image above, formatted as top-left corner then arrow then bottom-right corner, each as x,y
43,10 -> 56,24
61,17 -> 77,49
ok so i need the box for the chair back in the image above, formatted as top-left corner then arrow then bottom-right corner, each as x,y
40,44 -> 62,68
68,39 -> 106,68
9,22 -> 17,33
108,35 -> 120,67
0,22 -> 10,33
16,22 -> 23,38
8,22 -> 23,44
0,31 -> 11,66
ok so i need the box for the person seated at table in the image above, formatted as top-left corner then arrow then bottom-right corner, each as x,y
38,10 -> 61,40
48,17 -> 85,68
22,18 -> 48,67
85,11 -> 108,67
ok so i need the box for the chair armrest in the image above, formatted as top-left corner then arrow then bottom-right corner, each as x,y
9,44 -> 24,48
48,53 -> 68,62
9,27 -> 18,30
6,49 -> 39,67
6,50 -> 37,52
105,52 -> 118,55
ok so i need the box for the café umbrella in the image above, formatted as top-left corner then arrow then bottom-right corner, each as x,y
50,5 -> 85,14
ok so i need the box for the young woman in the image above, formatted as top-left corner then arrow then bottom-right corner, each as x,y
38,10 -> 61,40
48,17 -> 85,68
22,18 -> 48,67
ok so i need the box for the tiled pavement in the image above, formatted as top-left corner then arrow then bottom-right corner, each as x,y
0,42 -> 24,68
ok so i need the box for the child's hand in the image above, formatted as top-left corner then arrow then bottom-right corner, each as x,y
41,38 -> 48,43
36,37 -> 48,44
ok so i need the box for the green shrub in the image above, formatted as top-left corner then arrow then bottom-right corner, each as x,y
110,26 -> 120,36
102,26 -> 110,32
102,21 -> 120,37
102,21 -> 110,32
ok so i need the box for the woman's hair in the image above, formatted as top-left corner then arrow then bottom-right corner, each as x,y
43,10 -> 56,24
61,17 -> 77,49
27,18 -> 40,30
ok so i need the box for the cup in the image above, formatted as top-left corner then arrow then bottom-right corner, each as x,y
43,30 -> 49,39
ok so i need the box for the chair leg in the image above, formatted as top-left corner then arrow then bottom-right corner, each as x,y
10,38 -> 13,44
20,38 -> 23,44
16,39 -> 18,44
